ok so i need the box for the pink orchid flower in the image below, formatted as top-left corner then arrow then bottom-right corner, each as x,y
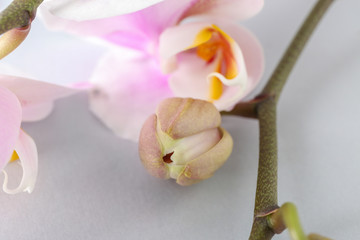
0,75 -> 77,194
40,0 -> 264,140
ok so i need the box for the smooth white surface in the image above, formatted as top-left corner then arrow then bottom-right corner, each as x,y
1,0 -> 360,239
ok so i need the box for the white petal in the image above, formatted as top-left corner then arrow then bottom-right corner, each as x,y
43,0 -> 166,21
171,128 -> 221,165
3,130 -> 38,194
181,0 -> 264,21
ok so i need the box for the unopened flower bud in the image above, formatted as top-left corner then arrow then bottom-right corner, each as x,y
139,97 -> 233,186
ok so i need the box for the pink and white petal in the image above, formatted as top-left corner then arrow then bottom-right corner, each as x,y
168,51 -> 213,101
216,21 -> 264,98
205,23 -> 264,110
207,38 -> 248,85
166,21 -> 263,110
102,0 -> 194,39
215,85 -> 245,110
39,5 -> 146,49
168,52 -> 243,110
21,102 -> 54,122
180,0 -> 264,22
3,129 -> 38,194
159,22 -> 212,73
0,86 -> 22,171
0,63 -> 36,79
0,75 -> 78,121
89,51 -> 172,141
42,0 -> 166,21
40,0 -> 193,52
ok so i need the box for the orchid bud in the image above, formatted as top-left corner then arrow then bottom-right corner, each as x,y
139,97 -> 233,186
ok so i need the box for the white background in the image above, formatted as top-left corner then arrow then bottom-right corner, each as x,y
1,0 -> 360,239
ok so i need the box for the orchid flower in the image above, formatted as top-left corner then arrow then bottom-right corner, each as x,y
40,0 -> 264,141
139,98 -> 233,186
0,75 -> 77,194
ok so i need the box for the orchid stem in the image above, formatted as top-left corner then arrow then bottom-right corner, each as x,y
248,98 -> 278,240
0,0 -> 43,35
240,0 -> 335,239
260,0 -> 334,103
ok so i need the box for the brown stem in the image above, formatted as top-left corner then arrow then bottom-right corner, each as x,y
260,0 -> 334,102
0,0 -> 43,35
221,97 -> 267,119
248,98 -> 278,240
246,0 -> 335,239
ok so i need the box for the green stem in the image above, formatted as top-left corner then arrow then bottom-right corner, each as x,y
249,98 -> 278,240
253,99 -> 278,215
221,99 -> 260,119
224,0 -> 335,118
260,0 -> 334,102
246,0 -> 335,239
0,0 -> 43,35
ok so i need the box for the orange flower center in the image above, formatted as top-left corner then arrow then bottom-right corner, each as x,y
191,25 -> 238,100
10,151 -> 19,162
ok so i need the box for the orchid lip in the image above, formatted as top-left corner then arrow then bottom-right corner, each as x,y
187,24 -> 244,101
2,129 -> 38,194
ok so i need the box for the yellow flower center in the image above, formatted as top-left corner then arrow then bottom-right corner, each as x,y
10,151 -> 19,162
190,25 -> 238,100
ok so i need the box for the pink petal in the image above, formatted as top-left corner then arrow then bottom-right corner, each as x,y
167,54 -> 249,111
0,86 -> 22,172
43,0 -> 166,21
167,52 -> 239,107
167,52 -> 213,100
89,51 -> 172,141
21,102 -> 54,122
159,22 -> 212,73
160,21 -> 263,110
3,129 -> 38,194
0,75 -> 78,121
40,0 -> 193,52
181,0 -> 264,21
160,23 -> 250,93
